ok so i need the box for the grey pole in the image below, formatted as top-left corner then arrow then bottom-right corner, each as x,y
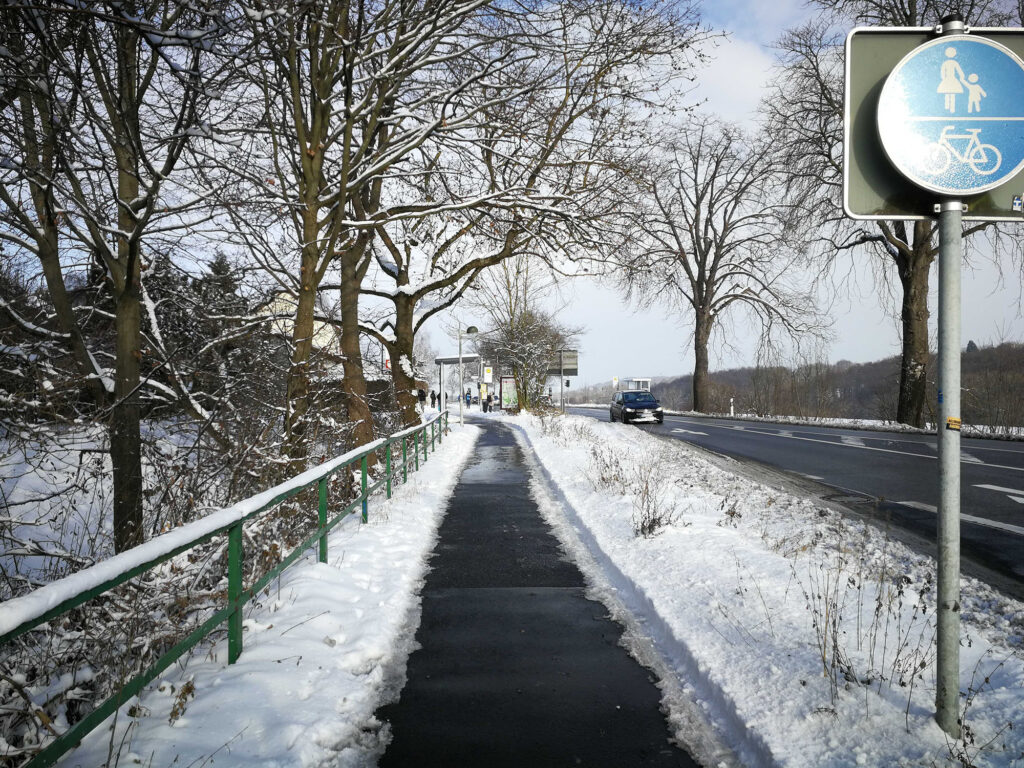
933,13 -> 966,738
559,350 -> 565,413
935,198 -> 963,736
458,331 -> 464,427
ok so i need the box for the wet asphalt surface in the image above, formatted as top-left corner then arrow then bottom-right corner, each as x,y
376,421 -> 698,767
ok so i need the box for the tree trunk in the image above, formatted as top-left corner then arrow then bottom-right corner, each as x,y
17,81 -> 108,408
283,245 -> 319,465
339,254 -> 376,453
390,296 -> 420,428
692,312 -> 712,413
111,260 -> 143,553
896,241 -> 933,428
36,231 -> 109,408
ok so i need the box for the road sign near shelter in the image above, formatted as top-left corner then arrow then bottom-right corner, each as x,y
545,350 -> 578,377
845,26 -> 1024,220
877,35 -> 1024,195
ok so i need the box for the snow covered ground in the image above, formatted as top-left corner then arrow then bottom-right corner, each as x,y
56,424 -> 480,768
509,410 -> 1024,767
12,408 -> 1024,767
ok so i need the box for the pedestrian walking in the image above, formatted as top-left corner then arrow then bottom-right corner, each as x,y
430,390 -> 437,409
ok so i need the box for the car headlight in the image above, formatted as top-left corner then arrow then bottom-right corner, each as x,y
624,407 -> 635,412
656,407 -> 663,411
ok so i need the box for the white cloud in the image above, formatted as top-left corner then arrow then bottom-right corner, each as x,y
702,0 -> 809,43
690,36 -> 776,126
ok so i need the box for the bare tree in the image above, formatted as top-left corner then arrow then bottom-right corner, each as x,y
623,117 -> 818,413
0,1 -> 234,551
227,0 -> 549,465
764,1 -> 1013,427
470,256 -> 579,409
358,0 -> 707,426
0,8 -> 111,412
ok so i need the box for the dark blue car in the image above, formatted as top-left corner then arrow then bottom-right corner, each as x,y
610,390 -> 664,424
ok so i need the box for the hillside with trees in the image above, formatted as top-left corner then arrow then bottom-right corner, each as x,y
569,341 -> 1024,431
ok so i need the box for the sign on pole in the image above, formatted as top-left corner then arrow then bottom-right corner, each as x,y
545,350 -> 578,376
845,26 -> 1024,221
846,17 -> 1024,737
877,36 -> 1024,195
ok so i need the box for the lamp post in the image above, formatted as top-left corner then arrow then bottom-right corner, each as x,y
458,325 -> 478,426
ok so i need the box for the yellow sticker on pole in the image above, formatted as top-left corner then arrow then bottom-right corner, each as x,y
946,417 -> 962,431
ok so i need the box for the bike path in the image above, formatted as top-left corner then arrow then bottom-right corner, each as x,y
376,420 -> 698,767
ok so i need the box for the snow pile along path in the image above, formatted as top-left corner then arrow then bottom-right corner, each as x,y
64,424 -> 480,768
508,411 -> 1024,768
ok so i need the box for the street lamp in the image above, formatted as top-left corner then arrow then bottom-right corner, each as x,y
458,325 -> 478,426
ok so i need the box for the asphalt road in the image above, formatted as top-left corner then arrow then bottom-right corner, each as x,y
567,406 -> 1024,589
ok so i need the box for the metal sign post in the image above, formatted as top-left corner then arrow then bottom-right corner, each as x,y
851,13 -> 1024,737
559,350 -> 564,413
936,198 -> 963,735
546,350 -> 577,414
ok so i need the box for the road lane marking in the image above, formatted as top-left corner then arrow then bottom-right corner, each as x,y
973,484 -> 1024,504
898,501 -> 1024,536
926,442 -> 985,462
975,483 -> 1024,495
657,413 -> 1024,458
672,428 -> 708,436
841,436 -> 866,447
899,501 -> 938,512
665,418 -> 1024,472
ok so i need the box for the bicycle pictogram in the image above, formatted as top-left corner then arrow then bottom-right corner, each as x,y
919,125 -> 1002,176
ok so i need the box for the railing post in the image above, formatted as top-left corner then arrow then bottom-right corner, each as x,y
318,477 -> 328,564
386,441 -> 392,499
361,455 -> 368,523
422,427 -> 428,462
438,415 -> 443,443
402,437 -> 408,483
228,523 -> 243,664
414,431 -> 420,472
431,421 -> 436,452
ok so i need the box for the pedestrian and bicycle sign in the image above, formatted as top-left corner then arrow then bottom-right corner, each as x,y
877,35 -> 1024,195
846,18 -> 1024,740
845,26 -> 1024,220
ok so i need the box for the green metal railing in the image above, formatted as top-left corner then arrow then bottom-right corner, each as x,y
0,410 -> 451,768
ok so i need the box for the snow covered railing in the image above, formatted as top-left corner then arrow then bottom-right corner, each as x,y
0,410 -> 450,768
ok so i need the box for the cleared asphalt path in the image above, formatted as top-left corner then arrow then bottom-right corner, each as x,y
377,421 -> 697,767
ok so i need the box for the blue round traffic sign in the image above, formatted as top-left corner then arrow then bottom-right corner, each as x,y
877,34 -> 1024,196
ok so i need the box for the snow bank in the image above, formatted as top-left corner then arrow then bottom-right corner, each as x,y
59,424 -> 479,768
506,411 -> 1024,768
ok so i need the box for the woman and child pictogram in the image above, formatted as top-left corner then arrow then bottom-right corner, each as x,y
925,46 -> 1003,176
922,46 -> 1001,176
939,46 -> 986,113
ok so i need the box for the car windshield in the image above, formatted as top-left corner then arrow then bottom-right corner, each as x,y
624,392 -> 657,405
